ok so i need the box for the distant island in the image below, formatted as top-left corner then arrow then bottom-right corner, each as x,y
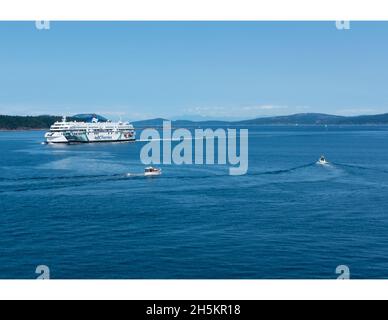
0,115 -> 67,130
0,114 -> 89,130
133,113 -> 388,127
2,113 -> 388,130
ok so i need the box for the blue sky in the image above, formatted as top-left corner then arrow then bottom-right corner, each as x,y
0,21 -> 387,121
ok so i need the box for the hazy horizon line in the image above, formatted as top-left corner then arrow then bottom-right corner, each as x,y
1,111 -> 388,123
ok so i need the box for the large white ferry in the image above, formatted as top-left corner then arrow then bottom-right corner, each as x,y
45,115 -> 135,144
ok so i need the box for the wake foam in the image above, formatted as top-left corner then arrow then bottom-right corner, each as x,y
334,163 -> 388,174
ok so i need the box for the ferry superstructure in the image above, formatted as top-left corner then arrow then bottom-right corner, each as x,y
45,116 -> 135,144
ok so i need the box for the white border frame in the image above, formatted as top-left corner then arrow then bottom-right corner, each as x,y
1,0 -> 388,301
0,0 -> 387,20
0,280 -> 387,300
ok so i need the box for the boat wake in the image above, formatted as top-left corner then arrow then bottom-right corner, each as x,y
333,162 -> 388,174
4,160 -> 386,194
0,174 -> 130,194
0,173 -> 123,182
253,162 -> 318,176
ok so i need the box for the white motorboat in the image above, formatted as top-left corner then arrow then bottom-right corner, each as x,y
317,155 -> 329,165
144,167 -> 162,176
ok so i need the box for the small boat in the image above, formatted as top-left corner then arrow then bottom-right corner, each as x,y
144,167 -> 162,176
317,155 -> 329,165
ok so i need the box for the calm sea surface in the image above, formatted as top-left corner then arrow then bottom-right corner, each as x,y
1,126 -> 388,279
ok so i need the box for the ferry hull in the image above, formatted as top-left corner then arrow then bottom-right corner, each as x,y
45,133 -> 69,144
45,132 -> 136,144
64,132 -> 135,143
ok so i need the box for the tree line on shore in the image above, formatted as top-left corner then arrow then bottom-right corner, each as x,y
0,115 -> 72,130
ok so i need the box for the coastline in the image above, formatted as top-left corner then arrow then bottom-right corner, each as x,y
0,128 -> 47,132
2,124 -> 388,133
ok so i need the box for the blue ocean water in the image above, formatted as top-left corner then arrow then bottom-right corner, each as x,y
1,126 -> 388,279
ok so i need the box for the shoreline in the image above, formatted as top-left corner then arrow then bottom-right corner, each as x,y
0,128 -> 47,132
2,124 -> 388,132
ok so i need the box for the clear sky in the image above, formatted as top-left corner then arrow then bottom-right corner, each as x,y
0,21 -> 387,121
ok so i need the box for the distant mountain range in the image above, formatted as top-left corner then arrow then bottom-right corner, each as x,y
73,114 -> 108,122
132,118 -> 232,127
2,113 -> 388,130
132,113 -> 388,127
